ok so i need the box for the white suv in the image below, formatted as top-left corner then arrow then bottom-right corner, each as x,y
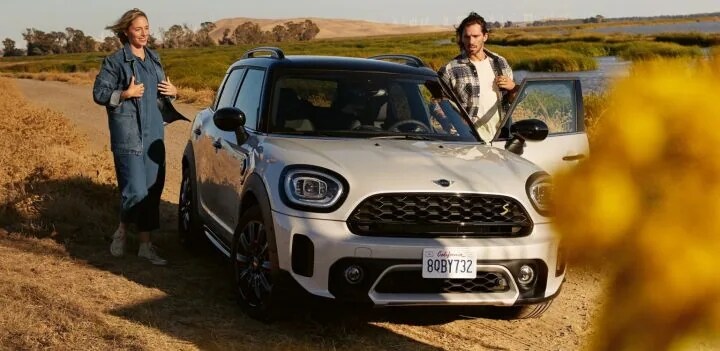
178,47 -> 589,321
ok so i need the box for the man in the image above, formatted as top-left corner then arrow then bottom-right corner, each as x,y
438,12 -> 518,142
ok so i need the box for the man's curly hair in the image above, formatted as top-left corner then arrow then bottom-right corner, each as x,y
455,12 -> 489,51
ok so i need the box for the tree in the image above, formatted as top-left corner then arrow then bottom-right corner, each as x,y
22,28 -> 66,55
64,27 -> 96,53
2,38 -> 24,56
193,21 -> 217,47
271,24 -> 289,42
233,21 -> 265,45
98,36 -> 121,52
147,34 -> 159,49
584,15 -> 606,24
298,20 -> 320,41
219,28 -> 234,45
160,24 -> 194,48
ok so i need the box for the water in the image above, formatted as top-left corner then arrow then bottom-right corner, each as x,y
515,56 -> 630,93
591,21 -> 720,35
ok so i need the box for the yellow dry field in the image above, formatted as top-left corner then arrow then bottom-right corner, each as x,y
0,77 -> 428,350
210,17 -> 451,41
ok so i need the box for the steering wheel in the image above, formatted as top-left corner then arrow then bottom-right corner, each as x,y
387,119 -> 430,133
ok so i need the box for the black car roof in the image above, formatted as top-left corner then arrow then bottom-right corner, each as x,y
229,55 -> 437,76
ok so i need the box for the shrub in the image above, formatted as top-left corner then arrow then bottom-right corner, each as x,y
553,55 -> 720,350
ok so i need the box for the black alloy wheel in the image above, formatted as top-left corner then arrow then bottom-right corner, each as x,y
233,206 -> 278,321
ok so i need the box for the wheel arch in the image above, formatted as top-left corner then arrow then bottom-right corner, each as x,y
239,173 -> 273,225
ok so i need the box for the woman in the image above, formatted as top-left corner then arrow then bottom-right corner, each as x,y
93,8 -> 177,265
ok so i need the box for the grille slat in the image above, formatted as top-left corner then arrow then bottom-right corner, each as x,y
374,271 -> 511,294
348,193 -> 532,237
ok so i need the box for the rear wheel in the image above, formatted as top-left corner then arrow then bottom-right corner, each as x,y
232,205 -> 286,321
178,166 -> 203,248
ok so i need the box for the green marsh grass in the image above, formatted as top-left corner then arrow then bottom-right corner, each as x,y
653,32 -> 720,47
0,30 -> 705,115
1,31 -> 600,92
609,41 -> 704,60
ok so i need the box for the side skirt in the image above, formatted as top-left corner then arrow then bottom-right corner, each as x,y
204,225 -> 231,257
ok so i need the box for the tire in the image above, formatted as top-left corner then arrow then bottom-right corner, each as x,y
491,300 -> 554,319
232,205 -> 287,322
178,165 -> 203,248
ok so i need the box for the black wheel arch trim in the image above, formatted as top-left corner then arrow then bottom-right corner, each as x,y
240,173 -> 274,225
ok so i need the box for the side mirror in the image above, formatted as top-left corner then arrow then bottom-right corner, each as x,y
505,119 -> 549,155
213,107 -> 246,131
511,119 -> 548,142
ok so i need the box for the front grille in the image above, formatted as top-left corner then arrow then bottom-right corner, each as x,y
347,193 -> 532,237
374,270 -> 510,294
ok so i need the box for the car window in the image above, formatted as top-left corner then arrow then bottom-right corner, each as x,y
506,80 -> 580,135
216,68 -> 246,109
234,68 -> 265,130
269,73 -> 477,142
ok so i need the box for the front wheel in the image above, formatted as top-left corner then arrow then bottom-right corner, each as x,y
232,205 -> 286,321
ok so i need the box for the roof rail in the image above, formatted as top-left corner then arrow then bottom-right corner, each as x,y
367,54 -> 427,68
242,47 -> 285,59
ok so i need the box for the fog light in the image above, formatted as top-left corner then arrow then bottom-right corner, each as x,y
344,265 -> 364,284
518,265 -> 535,285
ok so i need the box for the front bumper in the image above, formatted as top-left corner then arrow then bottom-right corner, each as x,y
272,211 -> 564,306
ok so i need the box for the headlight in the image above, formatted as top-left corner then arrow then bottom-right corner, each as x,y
281,166 -> 347,212
526,172 -> 552,216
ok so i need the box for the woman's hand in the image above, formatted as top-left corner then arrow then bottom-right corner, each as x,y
121,76 -> 144,99
158,76 -> 177,97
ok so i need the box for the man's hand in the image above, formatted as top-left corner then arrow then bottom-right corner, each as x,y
121,76 -> 144,99
495,75 -> 516,91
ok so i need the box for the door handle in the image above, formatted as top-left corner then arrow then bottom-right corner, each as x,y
562,154 -> 586,161
194,128 -> 202,136
212,139 -> 222,149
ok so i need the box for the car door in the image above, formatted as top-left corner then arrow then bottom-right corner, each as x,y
491,78 -> 589,174
197,67 -> 246,232
211,68 -> 266,244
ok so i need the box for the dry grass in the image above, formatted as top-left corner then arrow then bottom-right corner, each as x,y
210,17 -> 451,41
0,77 -> 451,350
0,71 -> 98,85
0,72 -> 215,107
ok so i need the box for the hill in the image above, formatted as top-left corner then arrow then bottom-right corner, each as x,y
209,17 -> 452,41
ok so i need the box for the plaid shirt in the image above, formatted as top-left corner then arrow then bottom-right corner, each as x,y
438,49 -> 513,129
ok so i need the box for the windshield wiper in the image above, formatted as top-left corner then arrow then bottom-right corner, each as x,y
369,134 -> 441,141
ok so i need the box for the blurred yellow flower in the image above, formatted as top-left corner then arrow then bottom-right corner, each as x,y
553,54 -> 720,350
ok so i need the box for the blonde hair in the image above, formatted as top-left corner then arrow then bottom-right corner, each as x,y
105,8 -> 148,44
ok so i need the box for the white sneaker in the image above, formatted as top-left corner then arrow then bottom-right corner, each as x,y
110,229 -> 125,257
138,243 -> 167,266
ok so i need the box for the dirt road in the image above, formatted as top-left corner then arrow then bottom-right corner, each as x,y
13,78 -> 197,204
12,78 -> 604,350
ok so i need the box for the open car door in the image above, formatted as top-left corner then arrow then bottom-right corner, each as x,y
491,78 -> 590,174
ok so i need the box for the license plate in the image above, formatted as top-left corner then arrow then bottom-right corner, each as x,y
422,248 -> 477,279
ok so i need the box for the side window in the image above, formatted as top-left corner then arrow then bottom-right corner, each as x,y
507,80 -> 580,135
234,68 -> 265,130
216,68 -> 246,109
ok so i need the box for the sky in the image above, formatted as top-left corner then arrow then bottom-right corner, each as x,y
1,0 -> 718,45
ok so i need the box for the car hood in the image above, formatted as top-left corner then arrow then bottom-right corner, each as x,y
258,137 -> 545,220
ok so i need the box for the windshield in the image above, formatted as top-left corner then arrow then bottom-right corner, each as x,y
268,72 -> 479,142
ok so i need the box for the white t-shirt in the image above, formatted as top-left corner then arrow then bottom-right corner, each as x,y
471,58 -> 502,142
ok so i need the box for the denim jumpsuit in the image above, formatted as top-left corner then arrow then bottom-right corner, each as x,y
92,44 -> 167,231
